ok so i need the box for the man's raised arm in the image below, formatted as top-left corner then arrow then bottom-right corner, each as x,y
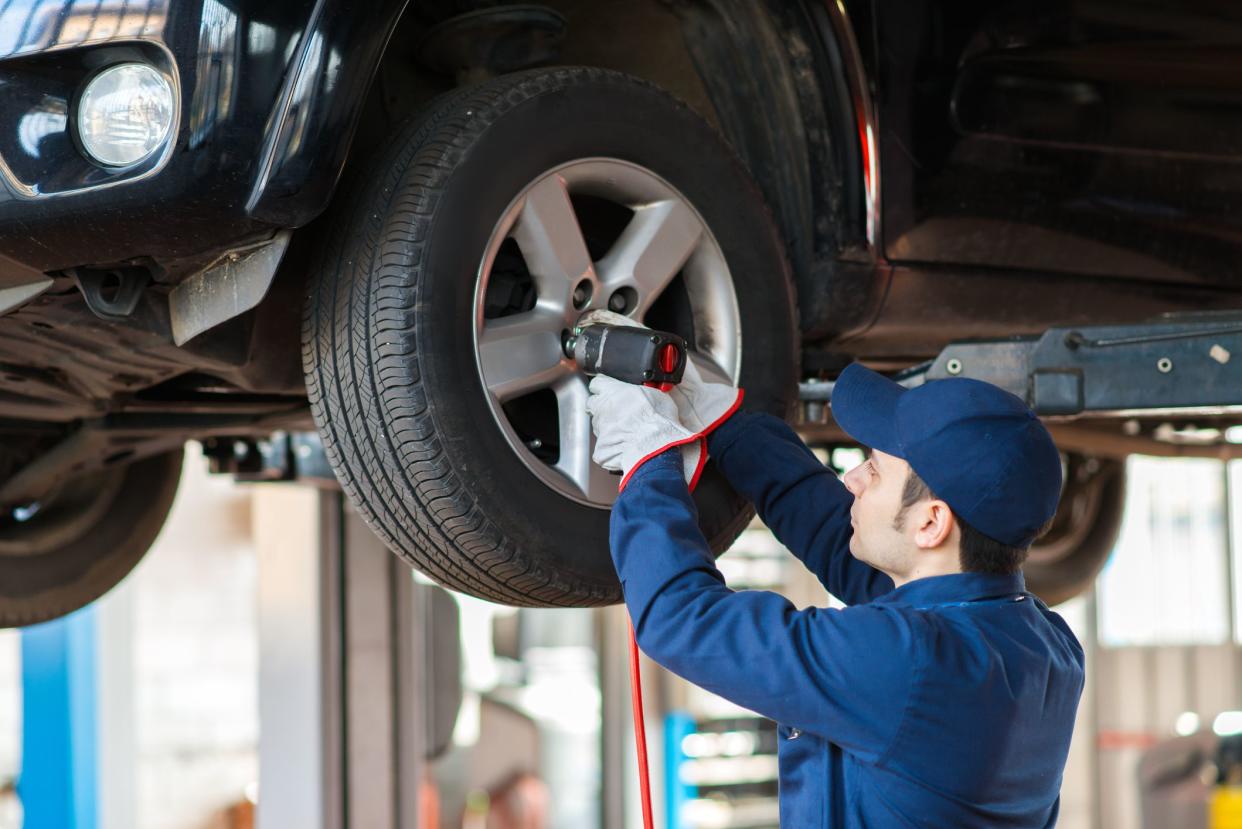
611,450 -> 911,753
706,410 -> 892,605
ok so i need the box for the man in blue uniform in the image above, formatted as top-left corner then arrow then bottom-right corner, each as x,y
586,358 -> 1086,827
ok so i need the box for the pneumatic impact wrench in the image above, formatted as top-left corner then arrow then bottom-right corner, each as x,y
562,318 -> 688,390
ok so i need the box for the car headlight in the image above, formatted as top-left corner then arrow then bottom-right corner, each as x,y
76,63 -> 175,167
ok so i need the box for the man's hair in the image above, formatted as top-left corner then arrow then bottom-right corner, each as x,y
892,467 -> 1055,574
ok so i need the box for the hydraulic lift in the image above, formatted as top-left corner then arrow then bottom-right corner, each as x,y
220,311 -> 1242,487
212,311 -> 1242,491
800,312 -> 1242,460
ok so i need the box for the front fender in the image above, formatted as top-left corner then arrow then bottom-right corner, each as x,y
0,0 -> 407,280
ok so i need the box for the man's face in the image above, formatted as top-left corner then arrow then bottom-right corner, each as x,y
842,448 -> 915,575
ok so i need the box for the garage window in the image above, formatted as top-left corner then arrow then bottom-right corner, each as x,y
1096,457 -> 1234,647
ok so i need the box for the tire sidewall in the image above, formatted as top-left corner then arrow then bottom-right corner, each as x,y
1024,460 -> 1126,605
0,450 -> 183,625
385,73 -> 797,588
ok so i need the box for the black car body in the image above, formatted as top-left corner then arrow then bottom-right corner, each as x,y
0,0 -> 1236,622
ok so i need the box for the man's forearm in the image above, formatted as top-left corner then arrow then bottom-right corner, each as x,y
706,410 -> 893,604
609,450 -> 730,636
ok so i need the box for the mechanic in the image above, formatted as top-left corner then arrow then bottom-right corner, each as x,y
586,358 -> 1086,827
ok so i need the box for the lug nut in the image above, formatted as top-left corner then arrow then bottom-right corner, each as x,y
609,292 -> 627,312
572,279 -> 593,310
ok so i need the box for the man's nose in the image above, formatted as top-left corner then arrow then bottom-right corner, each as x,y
843,465 -> 864,496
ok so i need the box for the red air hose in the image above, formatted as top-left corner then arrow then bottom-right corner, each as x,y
628,618 -> 656,829
623,433 -> 710,829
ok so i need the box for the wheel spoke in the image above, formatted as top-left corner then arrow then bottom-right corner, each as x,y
598,199 -> 703,317
512,174 -> 596,310
479,311 -> 570,402
554,377 -> 620,503
688,351 -> 733,386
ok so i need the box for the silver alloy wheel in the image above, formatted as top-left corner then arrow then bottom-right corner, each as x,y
473,158 -> 742,507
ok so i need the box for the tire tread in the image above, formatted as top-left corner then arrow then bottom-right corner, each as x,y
304,68 -> 788,606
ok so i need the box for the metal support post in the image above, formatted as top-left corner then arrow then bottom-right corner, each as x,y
19,608 -> 98,829
255,486 -> 429,829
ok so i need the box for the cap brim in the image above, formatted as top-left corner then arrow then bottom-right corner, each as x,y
830,363 -> 908,458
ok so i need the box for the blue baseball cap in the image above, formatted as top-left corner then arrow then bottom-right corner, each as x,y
830,363 -> 1062,548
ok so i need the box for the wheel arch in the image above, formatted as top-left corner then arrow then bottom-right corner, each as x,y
286,0 -> 884,345
649,0 -> 881,343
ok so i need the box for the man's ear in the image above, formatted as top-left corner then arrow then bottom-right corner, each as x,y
913,500 -> 955,550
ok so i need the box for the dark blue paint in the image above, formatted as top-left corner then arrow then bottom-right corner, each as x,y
0,0 -> 404,282
877,0 -> 1242,287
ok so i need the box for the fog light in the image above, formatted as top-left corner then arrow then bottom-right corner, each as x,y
77,63 -> 174,167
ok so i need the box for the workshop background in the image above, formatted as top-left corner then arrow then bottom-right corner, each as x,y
1,439 -> 1239,829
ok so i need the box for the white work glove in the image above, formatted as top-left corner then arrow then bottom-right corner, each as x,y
667,355 -> 743,437
586,375 -> 705,490
575,309 -> 743,436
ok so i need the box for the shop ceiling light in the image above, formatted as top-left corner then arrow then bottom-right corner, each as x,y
77,63 -> 174,167
1214,711 -> 1242,736
1176,711 -> 1201,737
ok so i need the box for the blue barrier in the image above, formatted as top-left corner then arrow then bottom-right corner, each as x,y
19,607 -> 98,829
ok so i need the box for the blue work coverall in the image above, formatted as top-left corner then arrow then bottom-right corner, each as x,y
610,411 -> 1086,827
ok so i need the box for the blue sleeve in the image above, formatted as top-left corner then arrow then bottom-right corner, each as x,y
611,451 -> 915,757
707,411 -> 893,605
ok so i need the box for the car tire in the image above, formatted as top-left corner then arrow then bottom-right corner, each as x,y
303,67 -> 799,606
1023,454 -> 1126,606
0,450 -> 183,626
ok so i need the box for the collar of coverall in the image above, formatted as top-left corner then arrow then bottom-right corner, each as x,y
869,571 -> 1028,608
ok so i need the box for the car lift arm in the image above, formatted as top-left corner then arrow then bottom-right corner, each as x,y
803,312 -> 1242,417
